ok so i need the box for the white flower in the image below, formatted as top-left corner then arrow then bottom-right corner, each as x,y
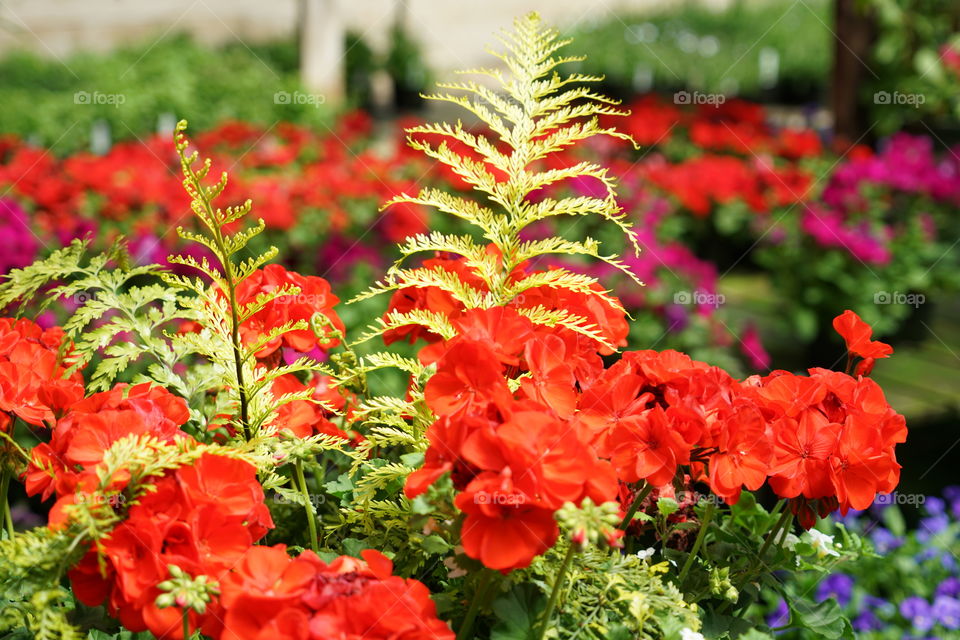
680,628 -> 705,640
782,532 -> 801,551
636,547 -> 656,561
804,528 -> 840,558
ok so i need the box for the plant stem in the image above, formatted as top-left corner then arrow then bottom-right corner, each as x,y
181,154 -> 251,441
0,467 -> 13,539
718,501 -> 794,615
295,459 -> 319,553
182,608 -> 191,640
213,233 -> 251,441
536,543 -> 576,640
619,481 -> 653,531
756,505 -> 792,565
457,568 -> 494,640
678,500 -> 716,585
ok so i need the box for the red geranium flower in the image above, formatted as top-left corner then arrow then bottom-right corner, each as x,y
455,470 -> 559,572
423,341 -> 512,417
235,264 -> 344,359
832,310 -> 893,360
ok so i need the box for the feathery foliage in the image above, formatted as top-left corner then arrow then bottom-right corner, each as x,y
355,12 -> 643,343
329,12 -> 649,561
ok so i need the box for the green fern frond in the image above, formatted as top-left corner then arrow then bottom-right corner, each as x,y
0,239 -> 92,312
383,187 -> 502,237
360,12 -> 642,320
515,305 -> 614,350
361,352 -> 426,378
354,395 -> 419,419
354,309 -> 458,344
506,268 -> 625,312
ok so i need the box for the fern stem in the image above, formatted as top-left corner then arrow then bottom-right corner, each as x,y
0,466 -> 13,539
536,542 -> 576,640
295,459 -> 319,553
207,224 -> 251,441
224,272 -> 252,441
176,136 -> 252,441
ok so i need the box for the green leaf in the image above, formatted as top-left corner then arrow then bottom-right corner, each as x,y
657,497 -> 679,517
422,534 -> 451,555
324,473 -> 354,498
341,537 -> 372,558
701,609 -> 756,638
490,583 -> 544,640
787,598 -> 853,639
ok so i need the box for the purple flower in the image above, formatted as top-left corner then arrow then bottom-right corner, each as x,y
0,198 -> 40,275
925,497 -> 946,516
937,578 -> 960,599
817,573 -> 854,607
942,553 -> 959,574
832,507 -> 864,528
918,515 -> 950,543
767,600 -> 789,628
944,486 -> 960,520
128,233 -> 169,266
871,527 -> 904,553
852,609 -> 884,632
933,596 -> 960,630
315,235 -> 382,284
663,304 -> 689,332
740,323 -> 771,371
900,596 -> 935,632
917,548 -> 940,563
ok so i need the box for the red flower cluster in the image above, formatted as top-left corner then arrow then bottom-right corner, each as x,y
24,382 -> 191,521
0,114 -> 430,268
405,306 -> 621,571
235,264 -> 345,359
643,154 -> 812,217
0,317 -> 83,428
752,364 -> 905,524
69,453 -> 273,639
408,307 -> 905,556
219,545 -> 453,640
573,311 -> 904,525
